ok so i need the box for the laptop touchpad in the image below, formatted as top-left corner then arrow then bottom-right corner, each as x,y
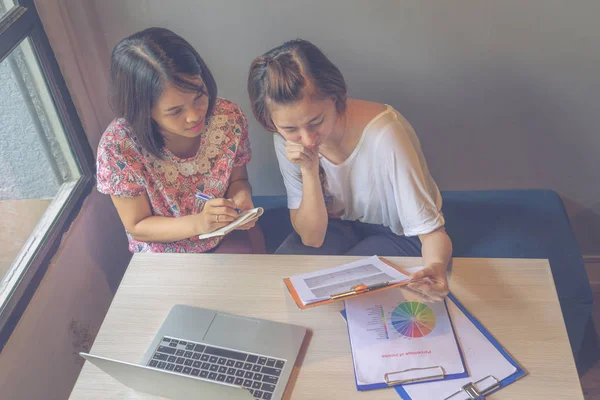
203,314 -> 259,349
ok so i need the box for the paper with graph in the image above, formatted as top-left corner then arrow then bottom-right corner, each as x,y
288,256 -> 410,306
345,288 -> 465,386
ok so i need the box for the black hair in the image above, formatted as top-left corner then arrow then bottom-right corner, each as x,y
109,27 -> 217,157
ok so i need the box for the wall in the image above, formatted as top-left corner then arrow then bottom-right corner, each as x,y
92,0 -> 600,254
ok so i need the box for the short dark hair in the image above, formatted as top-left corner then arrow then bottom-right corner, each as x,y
109,27 -> 217,158
247,39 -> 347,132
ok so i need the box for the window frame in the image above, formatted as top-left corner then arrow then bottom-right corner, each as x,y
0,1 -> 95,350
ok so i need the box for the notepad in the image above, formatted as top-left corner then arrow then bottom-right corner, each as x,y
198,207 -> 263,239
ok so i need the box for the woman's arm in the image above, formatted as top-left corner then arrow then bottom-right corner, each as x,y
290,164 -> 328,247
378,114 -> 451,300
407,227 -> 452,301
279,138 -> 328,247
110,194 -> 239,242
272,135 -> 328,247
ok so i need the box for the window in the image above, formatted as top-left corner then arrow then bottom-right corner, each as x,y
0,0 -> 14,19
0,0 -> 94,348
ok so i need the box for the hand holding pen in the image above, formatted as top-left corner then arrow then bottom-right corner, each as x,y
195,192 -> 243,214
194,193 -> 242,232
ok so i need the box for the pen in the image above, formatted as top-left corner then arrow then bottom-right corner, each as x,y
330,281 -> 391,300
195,192 -> 242,214
366,281 -> 392,291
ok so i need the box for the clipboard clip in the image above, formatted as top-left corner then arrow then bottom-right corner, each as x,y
330,281 -> 390,300
444,375 -> 500,400
384,366 -> 445,386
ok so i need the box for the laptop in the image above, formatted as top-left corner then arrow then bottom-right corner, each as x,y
81,304 -> 307,400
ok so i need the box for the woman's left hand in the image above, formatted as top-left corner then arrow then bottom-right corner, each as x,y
406,262 -> 449,302
232,194 -> 256,230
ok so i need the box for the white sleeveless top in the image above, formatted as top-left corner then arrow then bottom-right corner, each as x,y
274,105 -> 444,236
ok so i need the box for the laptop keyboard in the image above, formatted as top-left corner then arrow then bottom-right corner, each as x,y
147,336 -> 286,400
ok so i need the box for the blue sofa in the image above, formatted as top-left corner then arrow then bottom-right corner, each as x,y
254,189 -> 595,367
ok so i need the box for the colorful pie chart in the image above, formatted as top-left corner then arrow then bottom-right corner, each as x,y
391,302 -> 436,338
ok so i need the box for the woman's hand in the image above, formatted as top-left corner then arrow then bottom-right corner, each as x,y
196,198 -> 240,234
405,263 -> 449,302
410,228 -> 452,302
232,194 -> 256,231
285,140 -> 320,173
224,166 -> 256,231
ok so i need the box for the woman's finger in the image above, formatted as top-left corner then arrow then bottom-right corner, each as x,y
218,215 -> 237,224
212,221 -> 232,230
400,286 -> 438,303
288,155 -> 311,166
285,141 -> 306,151
286,151 -> 303,161
210,206 -> 240,219
205,197 -> 237,209
432,281 -> 450,296
207,214 -> 236,228
410,269 -> 432,282
287,144 -> 315,159
286,149 -> 312,162
407,280 -> 447,302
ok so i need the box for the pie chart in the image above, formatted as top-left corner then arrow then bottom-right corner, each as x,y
391,302 -> 436,338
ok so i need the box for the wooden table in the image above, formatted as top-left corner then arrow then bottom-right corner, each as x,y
69,255 -> 583,399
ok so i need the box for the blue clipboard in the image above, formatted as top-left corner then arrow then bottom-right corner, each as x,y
401,293 -> 527,399
341,297 -> 469,392
342,293 -> 527,398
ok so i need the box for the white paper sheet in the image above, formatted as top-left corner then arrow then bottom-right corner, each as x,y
399,297 -> 519,400
289,256 -> 410,305
345,288 -> 465,386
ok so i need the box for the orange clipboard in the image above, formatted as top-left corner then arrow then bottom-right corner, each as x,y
283,257 -> 413,310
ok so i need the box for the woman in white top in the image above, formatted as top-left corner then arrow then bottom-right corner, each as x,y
247,39 -> 451,301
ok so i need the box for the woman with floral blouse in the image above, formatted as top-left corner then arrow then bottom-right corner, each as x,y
97,27 -> 264,254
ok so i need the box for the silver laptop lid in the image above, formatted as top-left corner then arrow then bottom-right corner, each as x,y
142,305 -> 307,364
140,305 -> 308,400
81,353 -> 253,400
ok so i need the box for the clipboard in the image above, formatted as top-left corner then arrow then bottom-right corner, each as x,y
341,293 -> 527,399
284,257 -> 412,310
340,297 -> 469,391
421,293 -> 526,400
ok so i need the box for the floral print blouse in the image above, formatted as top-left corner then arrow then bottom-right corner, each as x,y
96,98 -> 251,253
